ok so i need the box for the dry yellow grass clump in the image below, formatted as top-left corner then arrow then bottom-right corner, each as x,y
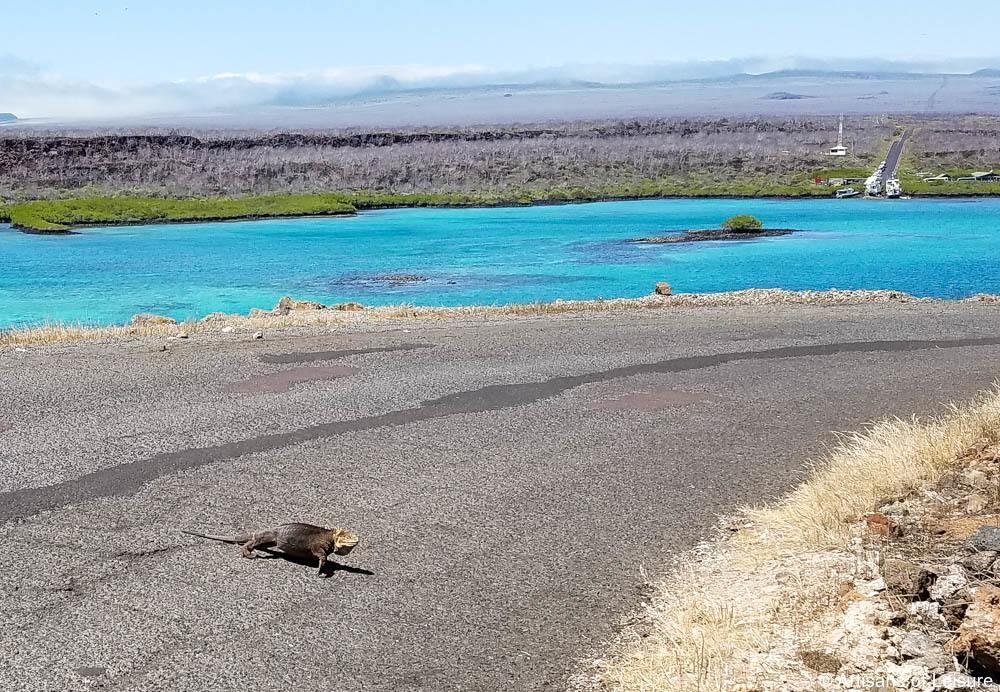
754,391 -> 1000,552
590,387 -> 1000,691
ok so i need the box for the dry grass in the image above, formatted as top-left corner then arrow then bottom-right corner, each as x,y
592,550 -> 850,691
0,288 -> 942,348
750,393 -> 1000,552
0,300 -> 636,347
589,386 -> 1000,691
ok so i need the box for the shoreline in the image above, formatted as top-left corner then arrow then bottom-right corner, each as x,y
3,287 -> 999,348
6,192 -> 1000,235
6,194 -> 814,235
0,192 -> 911,235
8,210 -> 358,234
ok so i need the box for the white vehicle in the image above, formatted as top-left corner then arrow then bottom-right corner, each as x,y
885,178 -> 902,198
865,175 -> 883,196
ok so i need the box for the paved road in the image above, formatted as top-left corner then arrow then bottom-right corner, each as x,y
884,129 -> 910,178
2,302 -> 1000,691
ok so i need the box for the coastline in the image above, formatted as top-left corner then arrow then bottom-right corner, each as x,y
0,191 -> 847,234
8,210 -> 359,234
3,287 -> 998,348
6,191 -> 1000,235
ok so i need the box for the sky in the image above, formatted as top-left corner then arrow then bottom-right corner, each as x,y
3,0 -> 1000,118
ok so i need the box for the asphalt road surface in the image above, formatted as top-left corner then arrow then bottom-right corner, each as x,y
884,129 -> 910,178
2,302 -> 1000,691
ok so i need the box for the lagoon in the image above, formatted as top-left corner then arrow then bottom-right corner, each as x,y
2,197 -> 999,327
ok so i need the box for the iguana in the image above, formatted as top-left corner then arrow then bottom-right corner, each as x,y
182,523 -> 359,576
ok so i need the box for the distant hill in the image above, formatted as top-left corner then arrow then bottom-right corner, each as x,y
0,113 -> 17,123
764,91 -> 814,100
18,67 -> 1000,130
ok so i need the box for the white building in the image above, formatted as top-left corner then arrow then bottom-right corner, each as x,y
828,115 -> 848,156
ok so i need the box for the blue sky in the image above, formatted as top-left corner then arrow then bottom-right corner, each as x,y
5,0 -> 999,81
3,0 -> 1000,118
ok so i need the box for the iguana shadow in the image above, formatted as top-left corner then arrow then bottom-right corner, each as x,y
256,548 -> 375,577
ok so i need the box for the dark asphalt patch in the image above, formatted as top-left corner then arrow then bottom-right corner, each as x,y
589,387 -> 719,411
223,366 -> 359,393
74,667 -> 106,678
259,343 -> 430,365
0,422 -> 10,434
4,336 -> 1000,523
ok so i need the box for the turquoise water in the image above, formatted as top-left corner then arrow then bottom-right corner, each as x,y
2,197 -> 999,327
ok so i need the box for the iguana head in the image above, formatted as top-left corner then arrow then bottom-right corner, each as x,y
332,528 -> 360,556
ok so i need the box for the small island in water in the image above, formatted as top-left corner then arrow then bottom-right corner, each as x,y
628,214 -> 798,244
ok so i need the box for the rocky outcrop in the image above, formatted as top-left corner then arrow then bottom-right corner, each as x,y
968,526 -> 1000,552
272,296 -> 326,315
882,558 -> 934,600
246,297 -> 365,318
654,282 -> 672,296
375,275 -> 428,283
629,228 -> 797,244
130,313 -> 177,326
953,586 -> 1000,675
865,511 -> 901,536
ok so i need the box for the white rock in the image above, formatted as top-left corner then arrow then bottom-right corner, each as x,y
253,332 -> 264,340
928,564 -> 968,601
863,577 -> 887,593
221,326 -> 234,333
899,630 -> 935,659
908,601 -> 948,628
960,468 -> 989,488
967,494 -> 989,513
880,499 -> 917,517
924,489 -> 948,503
831,600 -> 885,671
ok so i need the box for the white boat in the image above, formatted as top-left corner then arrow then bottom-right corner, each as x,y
865,175 -> 883,196
835,187 -> 859,198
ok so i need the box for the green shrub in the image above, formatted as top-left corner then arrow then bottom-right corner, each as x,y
1,183 -> 848,233
7,195 -> 357,232
721,214 -> 763,231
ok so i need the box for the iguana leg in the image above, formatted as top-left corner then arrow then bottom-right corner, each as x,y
315,551 -> 328,577
242,531 -> 277,559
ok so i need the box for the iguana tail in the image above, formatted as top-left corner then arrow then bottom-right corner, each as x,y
181,529 -> 252,544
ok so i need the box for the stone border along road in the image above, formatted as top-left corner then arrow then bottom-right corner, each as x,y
2,302 -> 1000,690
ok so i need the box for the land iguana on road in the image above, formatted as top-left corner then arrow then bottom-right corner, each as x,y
182,523 -> 359,576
